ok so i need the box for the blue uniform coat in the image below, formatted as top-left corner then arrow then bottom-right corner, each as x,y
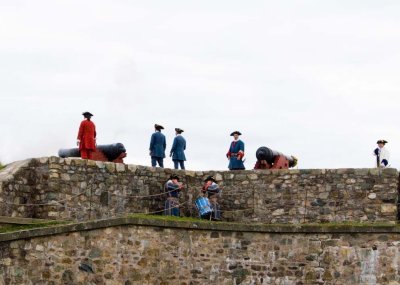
149,131 -> 166,158
170,135 -> 186,161
165,180 -> 181,198
227,140 -> 245,170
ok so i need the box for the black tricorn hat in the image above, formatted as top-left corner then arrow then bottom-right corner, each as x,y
204,175 -> 216,182
82,111 -> 93,117
230,131 -> 242,136
175,128 -> 184,133
154,124 -> 164,130
169,174 -> 180,181
377,140 -> 388,144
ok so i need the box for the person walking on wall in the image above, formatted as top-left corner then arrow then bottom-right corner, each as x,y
373,139 -> 389,168
226,131 -> 245,170
170,128 -> 186,169
149,124 -> 166,168
77,111 -> 96,159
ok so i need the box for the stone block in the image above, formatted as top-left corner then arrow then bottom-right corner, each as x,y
381,204 -> 397,214
95,161 -> 105,168
86,159 -> 97,167
247,174 -> 258,180
60,174 -> 71,181
39,157 -> 49,164
49,173 -> 59,179
272,209 -> 284,216
105,163 -> 116,173
116,163 -> 126,172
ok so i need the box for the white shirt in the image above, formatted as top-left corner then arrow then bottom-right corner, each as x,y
374,146 -> 389,167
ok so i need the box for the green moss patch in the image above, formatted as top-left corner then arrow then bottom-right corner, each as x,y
0,220 -> 71,234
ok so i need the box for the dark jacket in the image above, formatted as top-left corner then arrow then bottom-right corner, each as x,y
170,135 -> 186,161
150,131 -> 166,158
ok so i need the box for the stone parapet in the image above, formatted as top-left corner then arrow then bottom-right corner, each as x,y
0,157 -> 398,223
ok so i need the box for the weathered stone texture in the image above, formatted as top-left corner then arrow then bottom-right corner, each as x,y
1,222 -> 400,284
0,157 -> 398,224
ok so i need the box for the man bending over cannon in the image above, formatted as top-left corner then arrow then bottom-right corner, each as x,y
254,146 -> 297,169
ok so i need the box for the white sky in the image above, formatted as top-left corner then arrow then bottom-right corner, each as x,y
1,1 -> 400,170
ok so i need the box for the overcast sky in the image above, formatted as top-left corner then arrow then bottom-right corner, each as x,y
1,1 -> 400,170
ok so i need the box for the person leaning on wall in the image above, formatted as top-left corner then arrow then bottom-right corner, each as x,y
164,175 -> 184,216
202,175 -> 222,220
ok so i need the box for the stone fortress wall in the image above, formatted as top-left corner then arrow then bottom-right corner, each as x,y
1,157 -> 400,284
0,157 -> 398,224
1,217 -> 400,285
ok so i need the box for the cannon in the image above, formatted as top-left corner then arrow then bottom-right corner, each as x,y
254,146 -> 297,169
58,143 -> 127,163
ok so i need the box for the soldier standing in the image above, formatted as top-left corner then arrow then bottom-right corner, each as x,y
226,131 -> 245,170
149,124 -> 166,167
170,128 -> 186,169
374,139 -> 389,167
77,111 -> 96,159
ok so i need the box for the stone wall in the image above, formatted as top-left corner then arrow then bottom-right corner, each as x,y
1,217 -> 400,285
0,157 -> 398,223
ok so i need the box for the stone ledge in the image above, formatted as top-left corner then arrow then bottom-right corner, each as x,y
2,157 -> 397,176
0,216 -> 53,225
1,215 -> 400,243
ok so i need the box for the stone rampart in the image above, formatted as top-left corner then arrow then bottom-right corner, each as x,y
0,157 -> 398,223
1,217 -> 400,284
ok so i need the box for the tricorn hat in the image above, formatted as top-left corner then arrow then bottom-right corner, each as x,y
169,174 -> 180,181
230,131 -> 242,136
82,111 -> 93,117
175,128 -> 184,133
204,175 -> 216,182
377,139 -> 388,144
154,124 -> 164,130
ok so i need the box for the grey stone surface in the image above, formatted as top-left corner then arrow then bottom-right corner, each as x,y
0,157 -> 398,224
1,218 -> 400,284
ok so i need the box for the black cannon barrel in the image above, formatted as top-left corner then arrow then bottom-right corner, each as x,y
58,148 -> 80,158
97,143 -> 126,161
256,146 -> 297,167
58,143 -> 126,161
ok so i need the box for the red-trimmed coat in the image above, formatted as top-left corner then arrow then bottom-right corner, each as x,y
77,120 -> 96,150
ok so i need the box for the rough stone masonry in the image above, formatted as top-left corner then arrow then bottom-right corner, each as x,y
1,217 -> 400,285
0,157 -> 398,224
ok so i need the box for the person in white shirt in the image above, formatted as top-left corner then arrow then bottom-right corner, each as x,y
373,140 -> 389,167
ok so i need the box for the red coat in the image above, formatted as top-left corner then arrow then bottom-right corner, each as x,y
77,120 -> 96,150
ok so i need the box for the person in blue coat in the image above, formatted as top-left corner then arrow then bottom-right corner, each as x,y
201,175 -> 222,220
149,124 -> 166,167
226,131 -> 245,170
164,175 -> 184,216
170,128 -> 186,169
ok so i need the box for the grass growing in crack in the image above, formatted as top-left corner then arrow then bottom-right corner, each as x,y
0,220 -> 71,233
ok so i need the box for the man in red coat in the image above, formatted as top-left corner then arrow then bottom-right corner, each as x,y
77,111 -> 96,159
